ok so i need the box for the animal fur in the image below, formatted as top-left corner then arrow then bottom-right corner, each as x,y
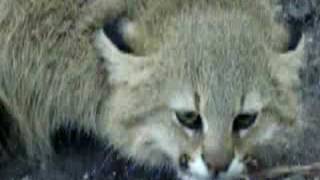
0,0 -> 309,179
0,0 -> 108,157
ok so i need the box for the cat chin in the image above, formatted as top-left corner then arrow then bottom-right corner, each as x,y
177,172 -> 211,180
177,155 -> 247,180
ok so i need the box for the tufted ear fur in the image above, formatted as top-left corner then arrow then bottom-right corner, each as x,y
94,29 -> 152,86
268,35 -> 305,123
270,35 -> 305,88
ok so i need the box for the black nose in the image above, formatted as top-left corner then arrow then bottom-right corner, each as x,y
209,162 -> 230,177
216,163 -> 230,173
202,149 -> 234,176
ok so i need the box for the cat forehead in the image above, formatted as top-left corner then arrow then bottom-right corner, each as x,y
242,91 -> 264,112
169,84 -> 196,111
167,81 -> 264,110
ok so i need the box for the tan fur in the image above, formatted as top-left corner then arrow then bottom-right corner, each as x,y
0,0 -> 304,179
0,0 -> 107,157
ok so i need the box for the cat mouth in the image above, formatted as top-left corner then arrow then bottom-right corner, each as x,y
176,154 -> 271,180
177,156 -> 250,180
216,155 -> 263,179
216,157 -> 248,179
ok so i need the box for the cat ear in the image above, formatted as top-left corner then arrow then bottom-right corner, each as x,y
270,35 -> 305,88
94,29 -> 152,85
268,35 -> 305,123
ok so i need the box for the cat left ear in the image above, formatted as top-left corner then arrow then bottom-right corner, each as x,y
94,29 -> 152,85
270,35 -> 305,88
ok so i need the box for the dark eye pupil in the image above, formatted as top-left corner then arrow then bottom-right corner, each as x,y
232,113 -> 257,132
176,111 -> 202,130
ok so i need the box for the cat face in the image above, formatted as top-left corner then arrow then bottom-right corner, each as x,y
95,9 -> 304,178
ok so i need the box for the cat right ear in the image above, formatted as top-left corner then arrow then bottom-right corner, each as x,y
269,34 -> 305,88
94,29 -> 153,86
268,35 -> 305,122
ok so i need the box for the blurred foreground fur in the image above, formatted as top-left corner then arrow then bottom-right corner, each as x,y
0,0 -> 108,158
0,0 -> 319,179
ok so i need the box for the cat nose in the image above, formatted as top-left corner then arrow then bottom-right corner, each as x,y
206,161 -> 230,174
203,151 -> 233,174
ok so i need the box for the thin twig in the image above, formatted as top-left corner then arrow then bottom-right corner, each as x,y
248,162 -> 320,179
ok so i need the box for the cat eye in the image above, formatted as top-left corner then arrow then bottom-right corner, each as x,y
232,113 -> 258,132
176,111 -> 202,130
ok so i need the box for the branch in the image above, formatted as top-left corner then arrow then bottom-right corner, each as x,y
247,162 -> 320,179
